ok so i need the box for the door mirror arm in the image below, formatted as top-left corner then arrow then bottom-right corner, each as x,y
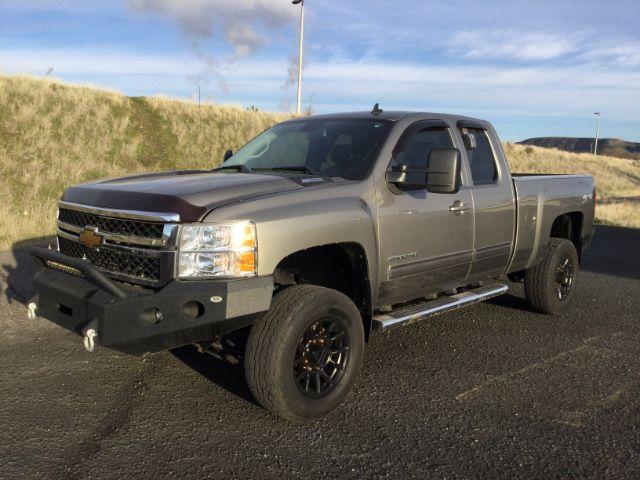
386,164 -> 408,185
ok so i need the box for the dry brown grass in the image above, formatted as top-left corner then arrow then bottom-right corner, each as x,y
504,142 -> 640,228
0,75 -> 142,249
0,74 -> 637,249
0,75 -> 286,249
146,96 -> 289,170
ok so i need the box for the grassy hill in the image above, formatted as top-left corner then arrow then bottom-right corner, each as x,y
0,74 -> 638,250
519,137 -> 640,160
505,143 -> 639,229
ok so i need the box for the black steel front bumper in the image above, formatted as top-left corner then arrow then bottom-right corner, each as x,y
31,247 -> 273,355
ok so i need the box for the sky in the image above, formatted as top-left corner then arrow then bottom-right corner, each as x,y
1,0 -> 639,142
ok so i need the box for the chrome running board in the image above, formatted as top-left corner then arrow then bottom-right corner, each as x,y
372,281 -> 508,331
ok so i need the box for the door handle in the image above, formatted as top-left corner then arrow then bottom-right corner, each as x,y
449,200 -> 470,213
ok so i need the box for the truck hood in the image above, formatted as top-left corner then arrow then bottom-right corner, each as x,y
61,170 -> 305,222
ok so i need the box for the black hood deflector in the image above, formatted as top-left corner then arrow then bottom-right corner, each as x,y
61,171 -> 303,222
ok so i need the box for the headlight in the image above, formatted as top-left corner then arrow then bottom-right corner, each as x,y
178,222 -> 257,278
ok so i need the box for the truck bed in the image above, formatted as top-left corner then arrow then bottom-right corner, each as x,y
508,174 -> 596,273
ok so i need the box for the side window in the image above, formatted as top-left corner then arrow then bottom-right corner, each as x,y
461,128 -> 498,185
391,127 -> 454,170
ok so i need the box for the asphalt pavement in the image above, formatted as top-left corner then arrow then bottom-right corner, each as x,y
0,225 -> 638,479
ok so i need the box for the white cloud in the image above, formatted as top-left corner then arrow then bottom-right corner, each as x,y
128,0 -> 296,58
446,29 -> 640,72
581,41 -> 640,68
126,0 -> 299,90
448,30 -> 578,62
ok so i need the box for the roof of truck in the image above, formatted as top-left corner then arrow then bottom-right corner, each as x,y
282,110 -> 490,126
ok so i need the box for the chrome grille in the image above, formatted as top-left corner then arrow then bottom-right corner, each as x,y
55,202 -> 179,286
58,208 -> 164,239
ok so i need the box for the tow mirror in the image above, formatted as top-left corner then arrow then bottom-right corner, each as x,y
387,148 -> 461,193
425,148 -> 461,194
223,149 -> 233,162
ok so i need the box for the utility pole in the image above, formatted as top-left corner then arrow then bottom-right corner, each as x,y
593,112 -> 600,155
292,0 -> 304,115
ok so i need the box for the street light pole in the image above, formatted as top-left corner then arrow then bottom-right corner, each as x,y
292,0 -> 304,115
593,112 -> 601,155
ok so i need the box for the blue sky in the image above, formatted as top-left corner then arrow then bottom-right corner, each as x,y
1,0 -> 639,141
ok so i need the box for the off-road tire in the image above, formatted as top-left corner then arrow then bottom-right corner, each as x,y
524,238 -> 579,315
245,285 -> 364,423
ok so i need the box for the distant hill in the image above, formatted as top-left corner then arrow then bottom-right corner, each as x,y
518,137 -> 640,160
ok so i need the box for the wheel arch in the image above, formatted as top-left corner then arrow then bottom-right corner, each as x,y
272,242 -> 374,339
549,211 -> 584,257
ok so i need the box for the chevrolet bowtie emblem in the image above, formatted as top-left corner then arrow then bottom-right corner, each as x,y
78,227 -> 103,249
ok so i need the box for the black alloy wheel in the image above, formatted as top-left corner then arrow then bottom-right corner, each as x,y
524,238 -> 579,315
245,285 -> 365,423
555,256 -> 575,300
293,318 -> 350,398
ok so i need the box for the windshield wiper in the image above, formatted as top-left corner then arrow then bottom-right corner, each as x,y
255,166 -> 318,175
213,165 -> 253,173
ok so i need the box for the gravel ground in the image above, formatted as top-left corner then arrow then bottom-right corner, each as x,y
0,225 -> 638,479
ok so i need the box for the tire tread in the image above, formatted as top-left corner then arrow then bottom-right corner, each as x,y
524,238 -> 577,315
245,285 -> 342,420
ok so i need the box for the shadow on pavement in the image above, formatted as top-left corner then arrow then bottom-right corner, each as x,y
485,293 -> 533,313
171,339 -> 258,406
1,236 -> 56,305
580,225 -> 640,280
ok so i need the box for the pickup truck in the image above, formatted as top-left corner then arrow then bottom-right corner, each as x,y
31,108 -> 596,422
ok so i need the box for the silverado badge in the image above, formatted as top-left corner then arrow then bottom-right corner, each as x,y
78,227 -> 103,249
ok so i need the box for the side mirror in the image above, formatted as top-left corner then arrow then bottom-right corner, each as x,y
425,148 -> 461,194
223,149 -> 233,162
387,148 -> 461,193
462,133 -> 477,150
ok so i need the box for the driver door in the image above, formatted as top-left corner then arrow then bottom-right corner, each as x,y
376,121 -> 474,306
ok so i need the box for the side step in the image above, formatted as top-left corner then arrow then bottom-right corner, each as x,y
372,281 -> 508,332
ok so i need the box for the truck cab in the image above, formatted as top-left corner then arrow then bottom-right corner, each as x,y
372,114 -> 517,306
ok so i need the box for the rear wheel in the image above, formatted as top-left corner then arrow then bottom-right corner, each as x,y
524,238 -> 579,315
245,285 -> 364,423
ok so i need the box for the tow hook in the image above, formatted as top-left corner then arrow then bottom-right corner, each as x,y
82,320 -> 99,353
27,302 -> 38,320
83,329 -> 98,352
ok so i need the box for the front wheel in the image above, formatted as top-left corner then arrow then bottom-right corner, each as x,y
524,238 -> 579,315
245,285 -> 365,423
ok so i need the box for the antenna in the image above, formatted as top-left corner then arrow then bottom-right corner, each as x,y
371,103 -> 383,116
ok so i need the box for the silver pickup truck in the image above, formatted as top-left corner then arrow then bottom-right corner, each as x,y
31,108 -> 596,422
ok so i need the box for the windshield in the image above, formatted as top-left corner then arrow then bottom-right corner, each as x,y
221,118 -> 392,180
